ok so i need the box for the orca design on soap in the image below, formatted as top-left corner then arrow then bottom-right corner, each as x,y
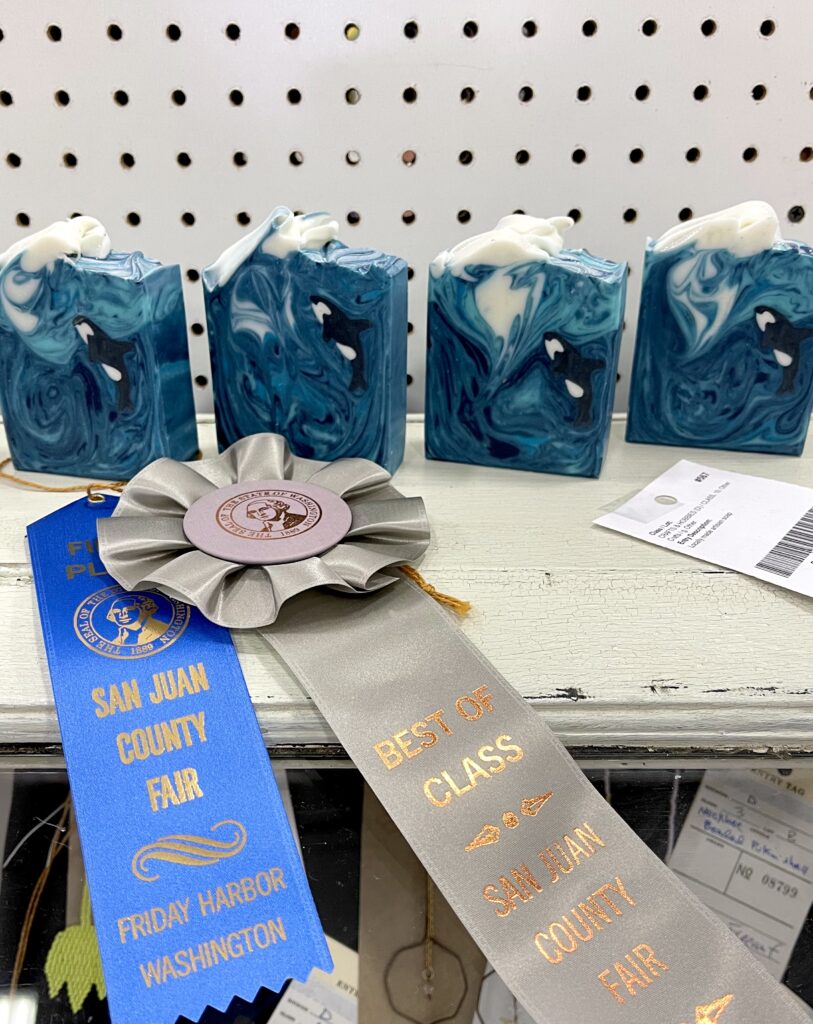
203,207 -> 407,473
627,202 -> 813,456
425,214 -> 626,478
0,216 -> 197,477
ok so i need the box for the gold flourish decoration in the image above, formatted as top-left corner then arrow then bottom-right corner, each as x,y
465,824 -> 501,852
465,792 -> 554,852
521,792 -> 554,816
131,819 -> 247,882
683,994 -> 734,1024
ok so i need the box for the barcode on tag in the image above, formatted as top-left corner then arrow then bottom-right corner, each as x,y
755,507 -> 813,578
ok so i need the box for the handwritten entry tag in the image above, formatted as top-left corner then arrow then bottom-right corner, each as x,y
669,769 -> 813,980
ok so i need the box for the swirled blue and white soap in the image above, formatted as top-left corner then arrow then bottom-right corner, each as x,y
203,207 -> 408,472
425,215 -> 626,477
627,202 -> 813,455
0,216 -> 198,477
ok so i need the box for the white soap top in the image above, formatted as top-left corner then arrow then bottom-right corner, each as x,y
204,207 -> 340,288
652,201 -> 781,259
430,214 -> 575,279
0,216 -> 111,274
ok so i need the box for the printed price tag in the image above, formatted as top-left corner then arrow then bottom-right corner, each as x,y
668,770 -> 813,979
595,460 -> 813,596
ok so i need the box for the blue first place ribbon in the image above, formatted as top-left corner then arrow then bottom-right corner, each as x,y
28,495 -> 331,1024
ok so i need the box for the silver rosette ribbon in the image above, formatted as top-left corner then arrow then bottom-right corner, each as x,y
97,433 -> 430,628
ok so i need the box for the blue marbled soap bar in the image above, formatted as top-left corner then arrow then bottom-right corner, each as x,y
425,216 -> 626,478
0,221 -> 197,477
203,208 -> 407,473
627,204 -> 813,456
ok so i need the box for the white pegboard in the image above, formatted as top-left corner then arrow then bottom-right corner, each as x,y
0,0 -> 811,413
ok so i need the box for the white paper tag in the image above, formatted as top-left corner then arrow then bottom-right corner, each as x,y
270,937 -> 358,1023
595,460 -> 813,596
668,769 -> 813,979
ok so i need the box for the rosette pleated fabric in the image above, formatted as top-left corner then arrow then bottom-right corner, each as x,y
97,433 -> 430,628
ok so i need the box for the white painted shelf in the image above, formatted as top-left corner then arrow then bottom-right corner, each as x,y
1,417 -> 812,764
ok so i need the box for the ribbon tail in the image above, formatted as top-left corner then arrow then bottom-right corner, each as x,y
259,580 -> 810,1024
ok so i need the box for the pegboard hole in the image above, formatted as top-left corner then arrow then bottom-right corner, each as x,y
62,152 -> 78,168
678,207 -> 693,221
403,20 -> 419,39
54,90 -> 70,106
628,147 -> 644,163
107,23 -> 123,41
406,374 -> 414,386
582,19 -> 598,36
120,152 -> 135,168
46,24 -> 62,42
344,23 -> 360,41
194,375 -> 208,388
345,150 -> 361,165
685,146 -> 701,162
345,87 -> 361,105
693,84 -> 709,101
751,83 -> 767,101
126,212 -> 141,226
577,85 -> 592,102
190,322 -> 205,335
407,321 -> 414,334
760,19 -> 775,36
113,89 -> 129,106
634,83 -> 650,101
460,86 -> 476,103
800,147 -> 813,162
289,150 -> 304,166
788,205 -> 805,223
229,89 -> 244,106
515,149 -> 530,164
0,91 -> 13,106
347,210 -> 361,225
568,208 -> 582,223
457,209 -> 471,224
236,212 -> 251,226
407,266 -> 415,281
742,146 -> 758,162
463,20 -> 479,38
226,23 -> 240,41
458,149 -> 474,165
172,89 -> 186,106
623,208 -> 637,223
402,210 -> 416,225
166,23 -> 182,41
401,149 -> 417,166
641,19 -> 658,36
403,86 -> 417,103
518,85 -> 534,103
187,268 -> 200,282
285,23 -> 300,40
287,88 -> 301,104
701,18 -> 717,36
181,211 -> 196,226
522,20 -> 537,37
6,153 -> 21,168
15,212 -> 30,227
512,209 -> 525,215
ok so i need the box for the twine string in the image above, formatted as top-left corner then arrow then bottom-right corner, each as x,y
399,565 -> 472,617
0,458 -> 125,499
